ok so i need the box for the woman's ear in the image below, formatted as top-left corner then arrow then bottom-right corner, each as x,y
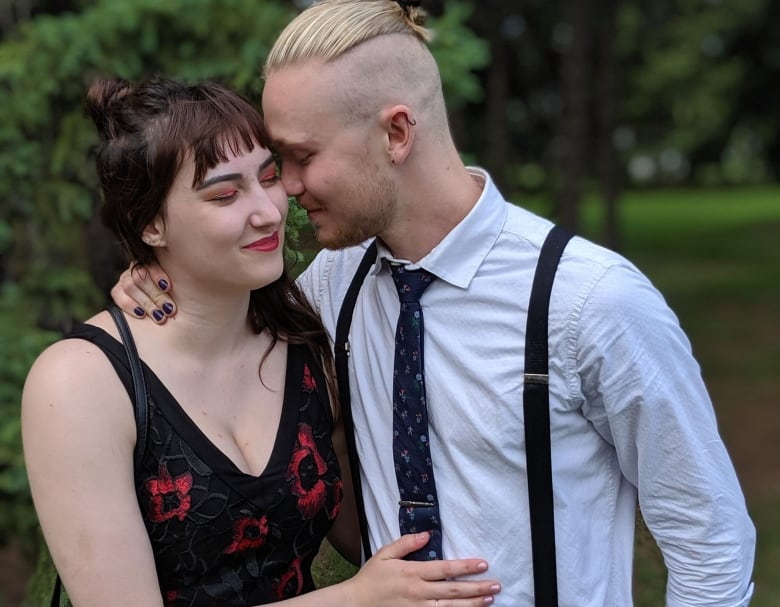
381,104 -> 416,166
141,216 -> 166,248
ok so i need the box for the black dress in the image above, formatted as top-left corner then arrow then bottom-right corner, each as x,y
68,324 -> 343,606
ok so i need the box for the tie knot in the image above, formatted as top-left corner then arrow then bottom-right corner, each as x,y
390,264 -> 435,303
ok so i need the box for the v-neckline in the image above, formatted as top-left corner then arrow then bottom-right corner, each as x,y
139,344 -> 301,482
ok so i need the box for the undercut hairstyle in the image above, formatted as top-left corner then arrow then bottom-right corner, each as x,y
264,0 -> 449,135
86,77 -> 337,403
264,0 -> 431,73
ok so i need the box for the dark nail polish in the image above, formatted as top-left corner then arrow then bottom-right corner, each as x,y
162,303 -> 174,315
152,309 -> 164,322
158,279 -> 169,290
133,307 -> 145,317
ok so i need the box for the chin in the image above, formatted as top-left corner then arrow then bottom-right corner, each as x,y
315,227 -> 368,251
249,265 -> 285,290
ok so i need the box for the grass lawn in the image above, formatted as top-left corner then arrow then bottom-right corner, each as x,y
312,185 -> 780,605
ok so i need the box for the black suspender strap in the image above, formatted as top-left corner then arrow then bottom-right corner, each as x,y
523,224 -> 572,606
334,240 -> 378,560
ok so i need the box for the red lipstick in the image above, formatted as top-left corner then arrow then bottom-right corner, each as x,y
243,233 -> 280,252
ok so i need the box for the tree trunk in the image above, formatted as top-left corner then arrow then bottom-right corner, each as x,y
552,0 -> 592,233
596,0 -> 622,250
484,25 -> 510,191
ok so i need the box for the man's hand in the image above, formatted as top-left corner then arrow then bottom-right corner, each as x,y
111,263 -> 175,324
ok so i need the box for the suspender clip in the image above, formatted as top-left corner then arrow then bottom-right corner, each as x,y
524,372 -> 549,385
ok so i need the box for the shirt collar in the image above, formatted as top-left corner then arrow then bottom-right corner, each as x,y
372,168 -> 507,289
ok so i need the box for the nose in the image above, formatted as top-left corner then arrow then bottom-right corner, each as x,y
248,186 -> 285,228
280,161 -> 304,197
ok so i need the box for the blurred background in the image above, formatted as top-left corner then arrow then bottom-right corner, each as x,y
0,0 -> 777,605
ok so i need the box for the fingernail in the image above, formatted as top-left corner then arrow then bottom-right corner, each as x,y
162,302 -> 174,315
483,597 -> 494,605
476,561 -> 488,571
152,309 -> 164,322
158,279 -> 169,290
133,307 -> 145,317
489,584 -> 501,592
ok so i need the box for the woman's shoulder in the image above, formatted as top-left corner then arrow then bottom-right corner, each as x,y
22,313 -> 134,427
28,310 -> 115,373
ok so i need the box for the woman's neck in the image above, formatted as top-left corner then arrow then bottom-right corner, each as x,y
130,280 -> 257,361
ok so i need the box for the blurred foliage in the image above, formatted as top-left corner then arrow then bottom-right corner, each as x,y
618,0 -> 776,185
0,285 -> 59,551
458,0 -> 780,194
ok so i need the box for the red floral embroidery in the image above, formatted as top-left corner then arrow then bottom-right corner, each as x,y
301,363 -> 316,392
145,464 -> 193,523
287,424 -> 328,519
274,555 -> 304,599
224,515 -> 269,554
163,589 -> 178,606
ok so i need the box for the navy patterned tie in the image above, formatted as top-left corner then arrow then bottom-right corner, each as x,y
389,263 -> 442,561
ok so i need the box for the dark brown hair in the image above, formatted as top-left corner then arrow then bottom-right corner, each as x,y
86,77 -> 271,266
86,77 -> 337,408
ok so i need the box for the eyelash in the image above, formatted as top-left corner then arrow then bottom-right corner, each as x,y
260,168 -> 281,187
210,190 -> 238,203
205,163 -> 281,202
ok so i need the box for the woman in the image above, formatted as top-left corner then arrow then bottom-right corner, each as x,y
21,77 -> 500,607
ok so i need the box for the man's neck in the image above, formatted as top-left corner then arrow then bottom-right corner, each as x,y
380,168 -> 485,262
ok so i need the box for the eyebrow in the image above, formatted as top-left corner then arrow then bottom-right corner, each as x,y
195,154 -> 277,191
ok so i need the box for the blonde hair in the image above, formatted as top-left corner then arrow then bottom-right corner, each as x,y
264,0 -> 432,74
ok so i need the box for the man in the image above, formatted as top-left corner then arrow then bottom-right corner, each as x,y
114,0 -> 756,604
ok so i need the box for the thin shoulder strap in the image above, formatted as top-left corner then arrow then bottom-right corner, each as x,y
523,224 -> 572,606
51,306 -> 150,607
50,576 -> 61,607
108,304 -> 149,470
334,240 -> 378,560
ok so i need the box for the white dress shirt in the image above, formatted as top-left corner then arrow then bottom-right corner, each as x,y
297,168 -> 755,606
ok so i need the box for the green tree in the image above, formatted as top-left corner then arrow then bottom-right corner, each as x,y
620,0 -> 770,185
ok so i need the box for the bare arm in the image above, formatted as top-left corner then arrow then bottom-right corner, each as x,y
22,339 -> 164,607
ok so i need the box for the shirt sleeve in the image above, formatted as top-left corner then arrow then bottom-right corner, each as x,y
574,263 -> 756,606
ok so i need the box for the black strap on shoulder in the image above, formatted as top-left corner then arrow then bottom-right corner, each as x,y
523,224 -> 572,606
334,240 -> 378,560
108,304 -> 149,471
51,306 -> 150,607
50,576 -> 61,607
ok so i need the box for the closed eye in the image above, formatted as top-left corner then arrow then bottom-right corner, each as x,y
281,152 -> 312,167
209,189 -> 238,203
259,165 -> 281,188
